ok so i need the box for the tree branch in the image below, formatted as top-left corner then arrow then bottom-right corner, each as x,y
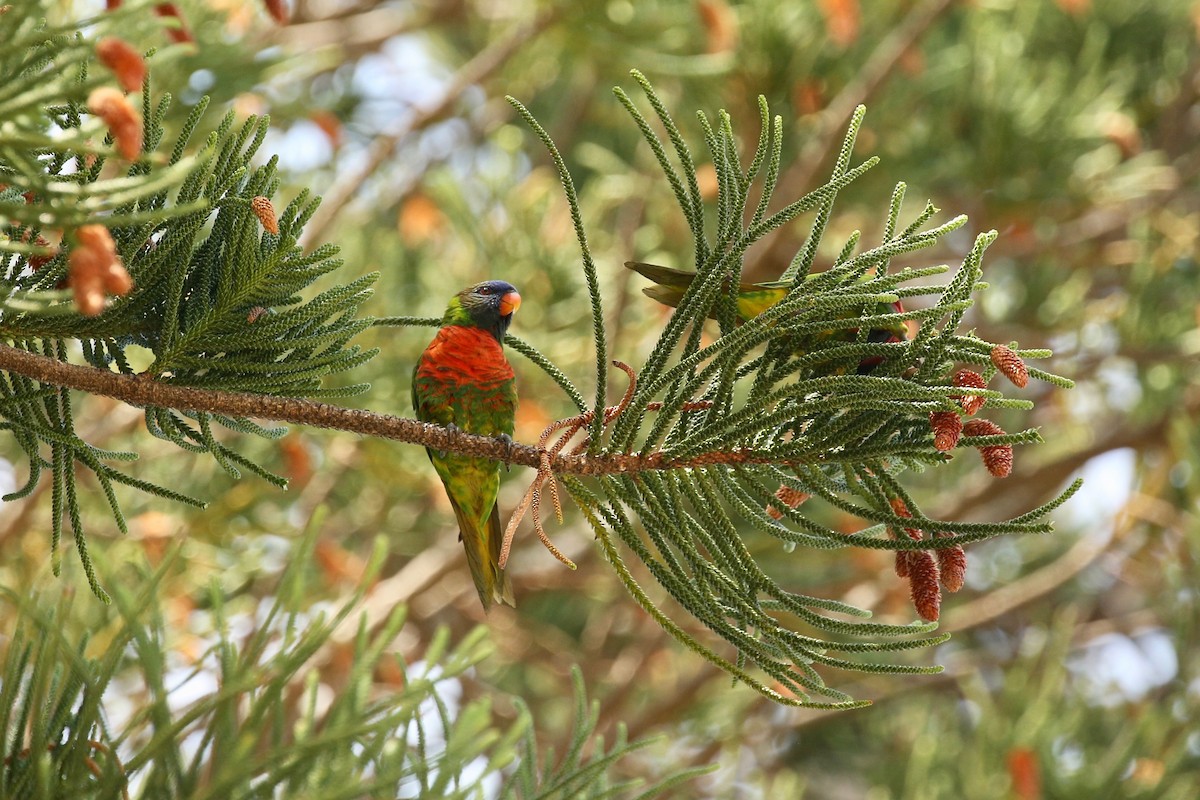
0,342 -> 777,477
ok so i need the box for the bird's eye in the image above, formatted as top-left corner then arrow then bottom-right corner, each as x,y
477,286 -> 492,295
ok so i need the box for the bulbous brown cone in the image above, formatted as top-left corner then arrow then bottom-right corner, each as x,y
262,0 -> 289,25
766,485 -> 810,520
75,224 -> 118,258
29,238 -> 55,270
990,344 -> 1029,388
87,87 -> 142,160
908,551 -> 942,621
155,3 -> 193,43
69,225 -> 132,316
981,444 -> 1013,478
963,418 -> 1013,478
930,410 -> 963,451
962,418 -> 1003,437
935,532 -> 967,592
96,37 -> 145,92
69,255 -> 106,316
952,369 -> 988,415
889,497 -> 922,578
251,196 -> 279,234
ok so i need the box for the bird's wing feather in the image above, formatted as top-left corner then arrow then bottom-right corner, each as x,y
626,260 -> 791,321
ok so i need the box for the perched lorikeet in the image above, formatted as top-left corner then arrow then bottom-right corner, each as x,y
625,261 -> 908,373
413,280 -> 521,610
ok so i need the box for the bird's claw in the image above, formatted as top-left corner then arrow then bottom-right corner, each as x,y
496,433 -> 514,471
438,422 -> 459,458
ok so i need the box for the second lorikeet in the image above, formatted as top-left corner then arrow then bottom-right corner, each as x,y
413,280 -> 521,610
625,261 -> 909,373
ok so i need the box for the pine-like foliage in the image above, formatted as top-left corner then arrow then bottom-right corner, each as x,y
0,3 -> 375,600
4,4 -> 1079,711
0,522 -> 701,799
486,73 -> 1082,708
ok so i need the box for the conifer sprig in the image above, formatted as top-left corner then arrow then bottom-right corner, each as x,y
505,73 -> 1079,706
504,96 -> 609,451
2,9 -> 1077,707
0,13 -> 375,600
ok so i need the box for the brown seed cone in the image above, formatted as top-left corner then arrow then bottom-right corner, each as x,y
96,37 -> 146,92
155,3 -> 193,43
103,258 -> 133,295
930,410 -> 963,451
251,196 -> 280,234
69,251 -> 106,316
262,0 -> 289,25
889,497 -> 922,578
991,344 -> 1029,388
952,369 -> 988,415
963,418 -> 1013,478
75,224 -> 117,257
696,0 -> 739,54
962,418 -> 1003,437
16,229 -> 56,270
935,532 -> 967,592
29,237 -> 56,270
981,444 -> 1013,478
890,498 -> 922,536
766,484 -> 810,520
908,551 -> 942,621
69,225 -> 132,316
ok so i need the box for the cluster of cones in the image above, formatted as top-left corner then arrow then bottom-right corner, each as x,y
928,343 -> 1030,479
12,19 -> 282,318
892,344 -> 1031,620
890,497 -> 965,622
763,345 -> 1032,622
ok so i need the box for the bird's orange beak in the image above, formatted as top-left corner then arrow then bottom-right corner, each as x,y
500,291 -> 521,317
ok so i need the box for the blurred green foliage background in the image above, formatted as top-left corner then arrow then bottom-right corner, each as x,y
2,0 -> 1198,796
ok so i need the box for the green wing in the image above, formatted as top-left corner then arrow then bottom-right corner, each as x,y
625,261 -> 789,321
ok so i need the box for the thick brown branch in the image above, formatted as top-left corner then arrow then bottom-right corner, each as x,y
0,343 -> 760,476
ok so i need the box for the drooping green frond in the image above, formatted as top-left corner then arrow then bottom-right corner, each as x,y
505,96 -> 608,450
510,74 -> 1077,707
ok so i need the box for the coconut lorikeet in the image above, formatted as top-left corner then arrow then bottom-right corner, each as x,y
625,261 -> 908,373
413,280 -> 521,610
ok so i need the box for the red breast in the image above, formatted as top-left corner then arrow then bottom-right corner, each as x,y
417,325 -> 514,386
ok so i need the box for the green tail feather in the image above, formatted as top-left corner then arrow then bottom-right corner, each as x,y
449,499 -> 515,610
